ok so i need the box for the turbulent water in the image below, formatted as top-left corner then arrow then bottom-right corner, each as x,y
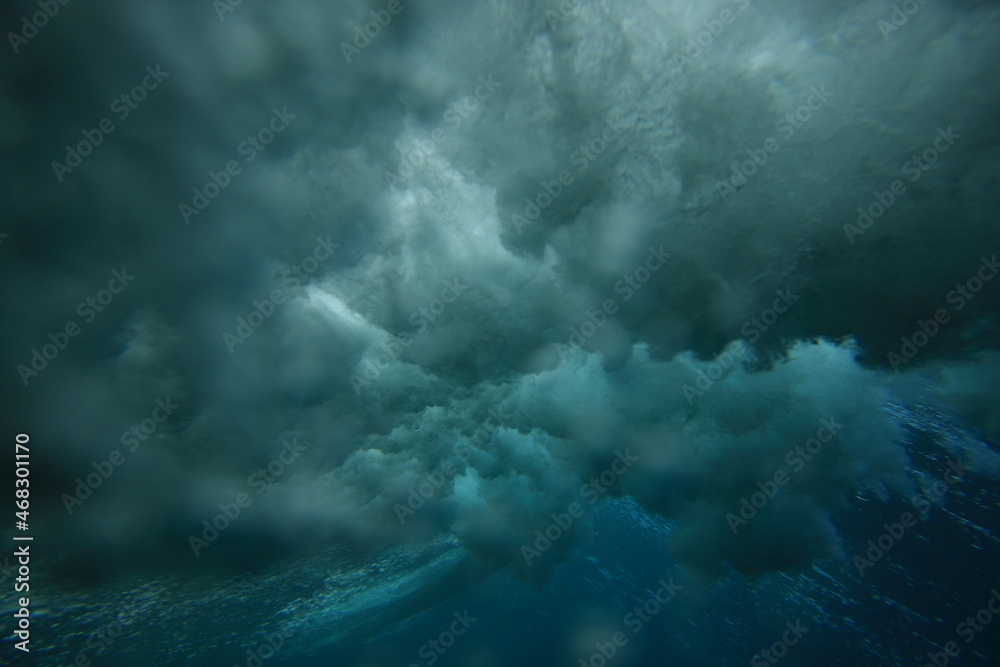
2,0 -> 1000,665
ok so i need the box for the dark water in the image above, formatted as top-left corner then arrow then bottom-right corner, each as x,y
314,407 -> 1000,667
2,1 -> 1000,666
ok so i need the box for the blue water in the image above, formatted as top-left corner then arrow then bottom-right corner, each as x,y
306,406 -> 1000,667
4,1 -> 1000,665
